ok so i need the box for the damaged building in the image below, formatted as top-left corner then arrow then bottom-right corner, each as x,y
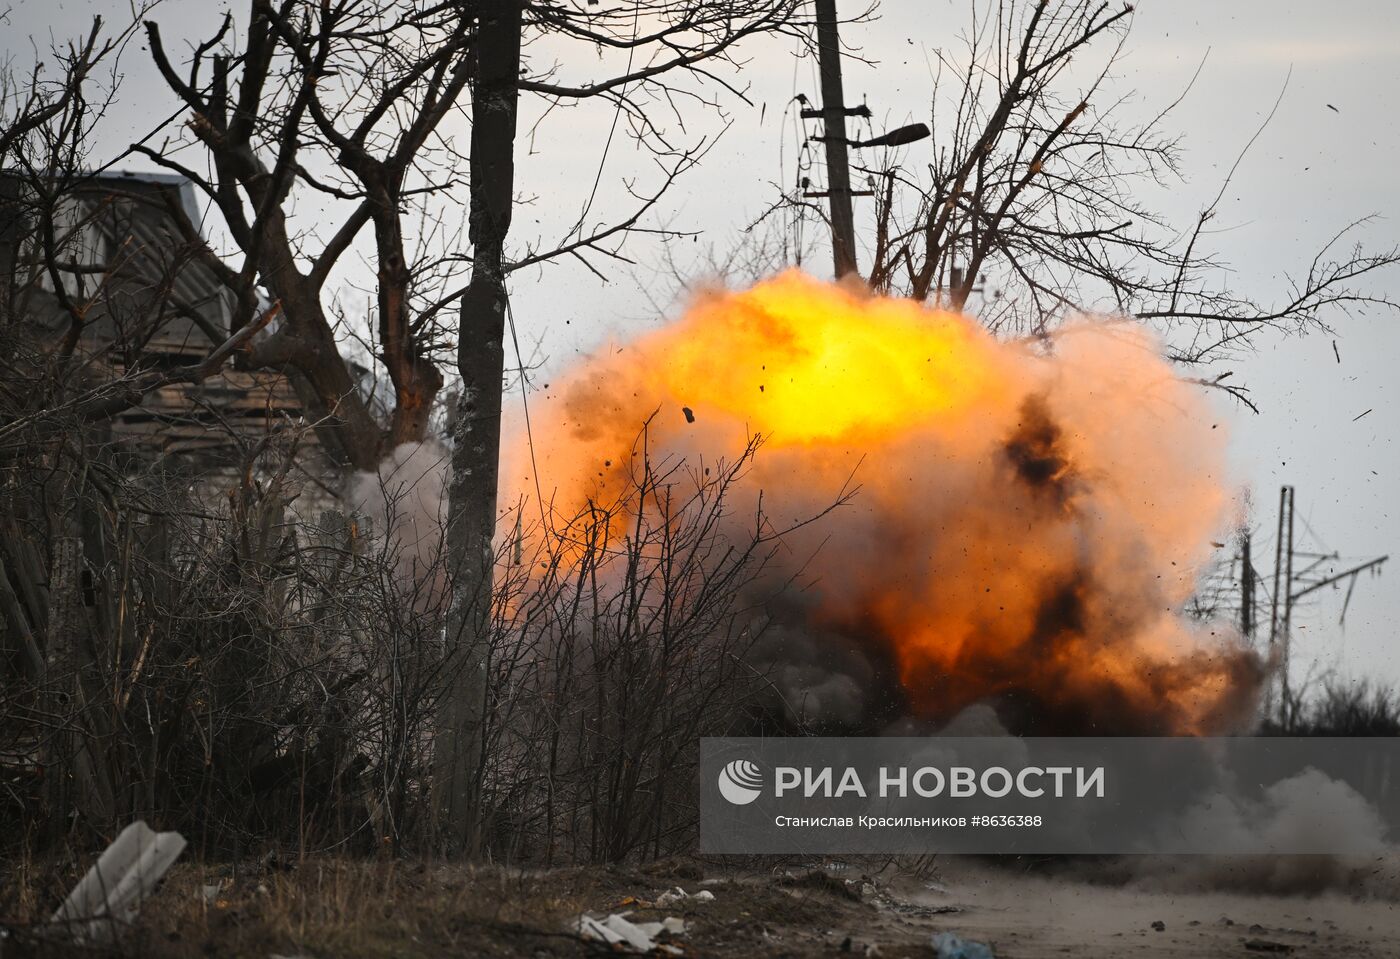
0,169 -> 350,506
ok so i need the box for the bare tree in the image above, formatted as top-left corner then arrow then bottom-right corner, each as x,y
760,0 -> 1397,396
140,2 -> 478,468
131,0 -> 803,853
439,0 -> 805,856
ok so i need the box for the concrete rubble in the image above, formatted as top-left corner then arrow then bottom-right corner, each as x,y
576,912 -> 688,954
50,820 -> 187,944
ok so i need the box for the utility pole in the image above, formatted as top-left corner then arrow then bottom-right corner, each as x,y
1238,530 -> 1255,644
1265,485 -> 1290,721
800,2 -> 929,279
1280,486 -> 1295,713
809,0 -> 861,279
1264,484 -> 1388,727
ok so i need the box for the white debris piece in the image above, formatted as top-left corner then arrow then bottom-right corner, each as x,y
655,885 -> 714,905
575,912 -> 687,953
576,915 -> 620,944
603,914 -> 657,952
655,886 -> 688,906
52,821 -> 187,944
634,917 -> 687,938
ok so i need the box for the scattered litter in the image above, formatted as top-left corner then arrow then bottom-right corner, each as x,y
1244,939 -> 1294,953
682,406 -> 695,424
578,914 -> 651,951
931,930 -> 995,959
51,821 -> 187,944
1151,920 -> 1166,932
693,889 -> 714,902
576,915 -> 615,945
576,912 -> 687,953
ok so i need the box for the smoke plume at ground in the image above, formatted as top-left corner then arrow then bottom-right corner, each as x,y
503,272 -> 1263,734
348,440 -> 451,609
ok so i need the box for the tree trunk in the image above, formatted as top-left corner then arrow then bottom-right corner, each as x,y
45,455 -> 114,841
436,0 -> 521,856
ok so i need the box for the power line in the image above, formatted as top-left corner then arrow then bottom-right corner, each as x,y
1253,484 -> 1388,725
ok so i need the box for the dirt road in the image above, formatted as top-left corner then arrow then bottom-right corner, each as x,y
873,858 -> 1400,958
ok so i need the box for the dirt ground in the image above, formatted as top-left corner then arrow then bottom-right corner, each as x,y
883,858 -> 1400,958
4,855 -> 1399,957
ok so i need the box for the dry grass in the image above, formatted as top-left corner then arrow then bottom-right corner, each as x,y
0,855 -> 908,958
14,853 -> 1400,958
4,857 -> 619,957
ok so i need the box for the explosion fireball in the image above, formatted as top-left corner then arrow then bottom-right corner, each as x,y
505,271 -> 1264,734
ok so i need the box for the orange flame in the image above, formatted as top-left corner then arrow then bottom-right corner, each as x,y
504,271 -> 1262,734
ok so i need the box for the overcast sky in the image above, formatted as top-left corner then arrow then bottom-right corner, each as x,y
6,0 -> 1399,693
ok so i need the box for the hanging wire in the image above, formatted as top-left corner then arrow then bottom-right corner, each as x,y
503,288 -> 549,537
563,3 -> 641,245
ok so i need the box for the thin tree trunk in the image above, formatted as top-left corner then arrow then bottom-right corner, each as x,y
46,463 -> 114,839
437,0 -> 521,856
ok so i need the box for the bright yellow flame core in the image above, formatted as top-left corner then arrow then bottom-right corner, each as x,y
658,274 -> 1007,444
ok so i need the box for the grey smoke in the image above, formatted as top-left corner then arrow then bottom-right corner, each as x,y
750,622 -> 884,728
347,440 -> 451,607
1157,767 -> 1388,857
